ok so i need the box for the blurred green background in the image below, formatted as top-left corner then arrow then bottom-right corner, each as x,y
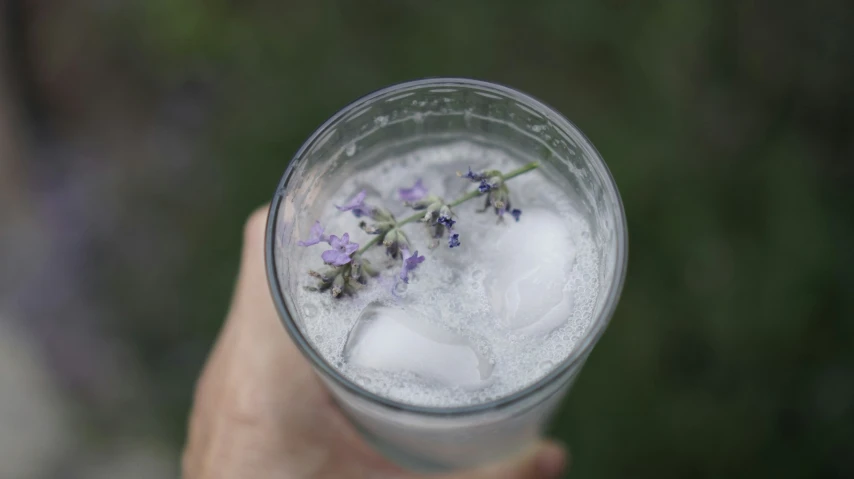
2,0 -> 852,477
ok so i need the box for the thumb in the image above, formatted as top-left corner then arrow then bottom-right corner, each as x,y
435,442 -> 567,479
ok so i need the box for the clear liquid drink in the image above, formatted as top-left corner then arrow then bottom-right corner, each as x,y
266,79 -> 627,472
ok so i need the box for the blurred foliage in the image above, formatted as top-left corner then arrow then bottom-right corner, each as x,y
40,0 -> 853,477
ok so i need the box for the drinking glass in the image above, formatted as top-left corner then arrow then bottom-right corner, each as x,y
265,78 -> 627,472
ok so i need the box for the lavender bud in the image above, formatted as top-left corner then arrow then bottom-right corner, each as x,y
345,279 -> 364,295
371,206 -> 396,223
360,258 -> 379,277
382,229 -> 399,248
383,228 -> 412,259
382,229 -> 401,258
359,221 -> 378,234
489,185 -> 510,211
308,267 -> 338,284
424,222 -> 444,249
408,195 -> 441,210
307,266 -> 338,292
421,200 -> 444,222
350,258 -> 362,281
360,220 -> 395,235
332,274 -> 345,298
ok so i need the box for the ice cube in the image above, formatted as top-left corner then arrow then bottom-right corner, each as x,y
487,208 -> 577,335
343,302 -> 493,388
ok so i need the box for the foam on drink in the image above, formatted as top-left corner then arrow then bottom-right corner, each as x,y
293,140 -> 601,407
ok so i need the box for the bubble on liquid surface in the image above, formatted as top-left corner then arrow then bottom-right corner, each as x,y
303,303 -> 318,318
538,360 -> 554,373
342,302 -> 494,388
392,281 -> 408,296
486,208 -> 577,336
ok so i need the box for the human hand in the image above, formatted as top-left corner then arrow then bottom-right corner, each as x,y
182,206 -> 568,478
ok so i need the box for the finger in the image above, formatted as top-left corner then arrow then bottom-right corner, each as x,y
436,442 -> 567,479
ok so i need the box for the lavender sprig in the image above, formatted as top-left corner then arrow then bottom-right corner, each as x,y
353,161 -> 538,255
303,161 -> 539,296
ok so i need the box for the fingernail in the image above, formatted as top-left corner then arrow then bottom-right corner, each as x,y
536,443 -> 567,478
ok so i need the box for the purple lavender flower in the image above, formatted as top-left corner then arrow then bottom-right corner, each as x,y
336,190 -> 371,218
298,220 -> 328,247
448,230 -> 461,248
398,179 -> 428,202
436,204 -> 456,229
321,233 -> 359,266
478,179 -> 494,193
511,209 -> 522,222
437,216 -> 456,229
399,248 -> 426,283
460,167 -> 486,181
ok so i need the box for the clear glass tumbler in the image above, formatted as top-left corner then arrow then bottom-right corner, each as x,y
265,78 -> 627,472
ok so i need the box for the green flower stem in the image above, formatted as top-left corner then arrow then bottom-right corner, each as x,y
356,161 -> 539,254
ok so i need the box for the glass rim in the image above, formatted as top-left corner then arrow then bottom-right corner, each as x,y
265,77 -> 628,417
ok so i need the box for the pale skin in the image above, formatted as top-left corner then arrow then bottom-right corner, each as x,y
182,206 -> 568,479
